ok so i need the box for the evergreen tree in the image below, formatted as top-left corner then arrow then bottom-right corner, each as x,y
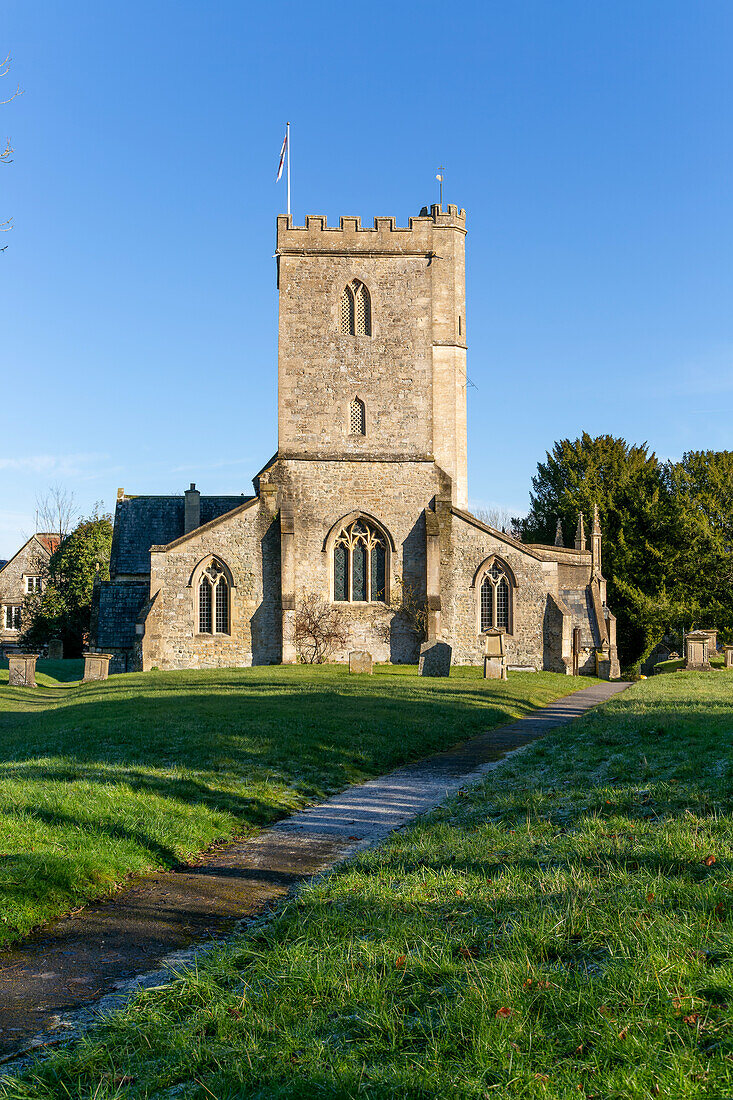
516,433 -> 675,666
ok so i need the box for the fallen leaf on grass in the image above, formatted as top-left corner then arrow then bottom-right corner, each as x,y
704,855 -> 716,866
646,893 -> 655,902
496,1006 -> 513,1018
395,955 -> 406,968
683,1013 -> 701,1026
618,1029 -> 628,1040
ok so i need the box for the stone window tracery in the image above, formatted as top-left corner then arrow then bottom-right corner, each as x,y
339,280 -> 371,336
333,518 -> 386,603
349,397 -> 366,435
479,560 -> 513,633
197,559 -> 230,635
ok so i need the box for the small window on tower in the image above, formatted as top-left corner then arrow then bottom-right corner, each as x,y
349,397 -> 366,435
339,281 -> 371,336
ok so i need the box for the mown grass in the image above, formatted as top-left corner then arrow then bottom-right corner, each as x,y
0,663 -> 587,947
5,672 -> 732,1099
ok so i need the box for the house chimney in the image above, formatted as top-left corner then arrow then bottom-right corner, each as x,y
184,483 -> 201,534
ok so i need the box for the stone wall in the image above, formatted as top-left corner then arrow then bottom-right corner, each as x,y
440,509 -> 564,669
141,498 -> 282,670
276,206 -> 468,505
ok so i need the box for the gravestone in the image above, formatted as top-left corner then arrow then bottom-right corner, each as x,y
685,631 -> 711,671
483,655 -> 506,680
82,653 -> 113,682
47,638 -> 63,660
724,645 -> 733,669
349,650 -> 373,674
8,653 -> 39,687
419,640 -> 452,677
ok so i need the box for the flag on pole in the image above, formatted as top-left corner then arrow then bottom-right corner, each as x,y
276,130 -> 288,182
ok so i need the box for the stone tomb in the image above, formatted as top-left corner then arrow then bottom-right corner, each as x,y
724,645 -> 733,669
349,650 -> 373,674
685,631 -> 711,671
82,653 -> 113,682
419,641 -> 452,677
8,653 -> 39,687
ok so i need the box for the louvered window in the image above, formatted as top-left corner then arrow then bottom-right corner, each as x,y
339,281 -> 371,336
333,518 -> 388,603
479,561 -> 513,633
349,397 -> 366,435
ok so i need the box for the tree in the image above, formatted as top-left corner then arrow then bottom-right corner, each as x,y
21,511 -> 113,656
36,484 -> 79,541
517,433 -> 675,666
663,450 -> 733,638
1,53 -> 22,250
292,592 -> 349,663
472,505 -> 519,536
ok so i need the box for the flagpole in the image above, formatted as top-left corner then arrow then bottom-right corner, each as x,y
283,121 -> 290,220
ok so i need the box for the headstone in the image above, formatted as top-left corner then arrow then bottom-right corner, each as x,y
724,645 -> 733,669
685,631 -> 710,671
483,655 -> 506,680
700,629 -> 719,654
47,638 -> 63,660
8,653 -> 39,687
82,653 -> 112,682
349,650 -> 373,674
419,640 -> 452,677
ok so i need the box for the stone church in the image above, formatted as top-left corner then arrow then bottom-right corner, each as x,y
92,204 -> 619,678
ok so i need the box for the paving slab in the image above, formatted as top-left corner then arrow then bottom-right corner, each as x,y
0,679 -> 629,1063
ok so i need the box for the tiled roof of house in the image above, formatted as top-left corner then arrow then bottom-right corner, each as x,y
94,581 -> 150,649
110,495 -> 250,575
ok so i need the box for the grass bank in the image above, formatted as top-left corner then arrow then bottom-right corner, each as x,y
6,672 -> 732,1099
0,663 -> 586,947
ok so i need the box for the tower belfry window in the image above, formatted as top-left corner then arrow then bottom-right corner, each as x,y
339,281 -> 371,336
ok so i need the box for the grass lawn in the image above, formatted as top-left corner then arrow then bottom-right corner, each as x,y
5,672 -> 732,1099
0,662 -> 588,948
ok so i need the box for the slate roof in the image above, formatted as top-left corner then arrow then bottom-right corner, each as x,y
110,495 -> 248,575
94,581 -> 150,649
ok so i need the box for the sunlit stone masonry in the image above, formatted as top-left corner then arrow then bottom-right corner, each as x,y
92,205 -> 619,678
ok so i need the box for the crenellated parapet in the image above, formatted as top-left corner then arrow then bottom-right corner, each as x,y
276,204 -> 466,254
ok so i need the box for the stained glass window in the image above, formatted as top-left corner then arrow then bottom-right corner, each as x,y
371,542 -> 386,601
352,543 -> 367,601
333,518 -> 388,603
334,544 -> 348,602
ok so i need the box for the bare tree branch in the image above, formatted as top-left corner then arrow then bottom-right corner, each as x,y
292,592 -> 349,663
36,484 -> 79,542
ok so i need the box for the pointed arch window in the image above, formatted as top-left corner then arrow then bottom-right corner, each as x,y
480,561 -> 513,634
197,559 -> 231,635
333,518 -> 387,603
349,397 -> 366,435
339,280 -> 371,336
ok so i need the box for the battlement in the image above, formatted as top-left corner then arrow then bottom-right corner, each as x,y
276,204 -> 466,254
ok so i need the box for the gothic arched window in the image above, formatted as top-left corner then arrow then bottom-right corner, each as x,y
197,559 -> 231,635
349,397 -> 366,435
333,518 -> 387,603
480,561 -> 513,633
340,280 -> 371,336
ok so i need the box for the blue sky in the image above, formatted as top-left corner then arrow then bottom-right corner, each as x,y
2,1 -> 732,556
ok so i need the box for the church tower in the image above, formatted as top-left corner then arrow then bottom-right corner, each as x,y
275,204 -> 468,505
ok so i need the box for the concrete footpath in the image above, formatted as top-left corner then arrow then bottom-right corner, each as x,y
0,680 -> 629,1064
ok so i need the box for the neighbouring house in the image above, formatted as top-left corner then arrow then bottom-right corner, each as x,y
0,533 -> 60,653
92,204 -> 619,678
